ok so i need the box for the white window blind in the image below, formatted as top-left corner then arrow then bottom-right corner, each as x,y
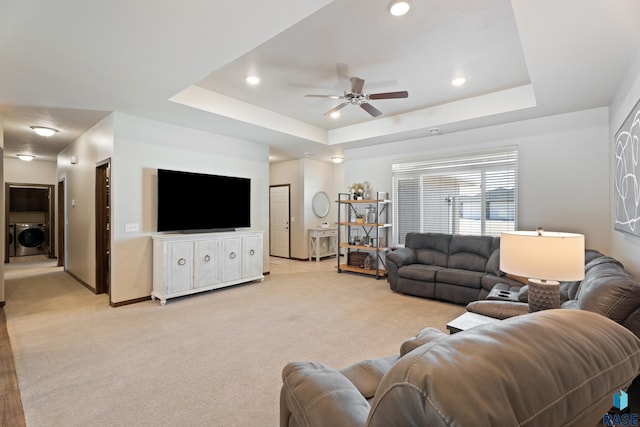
392,148 -> 518,245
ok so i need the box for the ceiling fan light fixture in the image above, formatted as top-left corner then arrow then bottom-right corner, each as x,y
331,156 -> 344,164
30,126 -> 58,137
388,0 -> 412,16
17,154 -> 35,161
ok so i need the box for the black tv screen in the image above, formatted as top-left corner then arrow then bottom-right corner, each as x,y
157,169 -> 251,232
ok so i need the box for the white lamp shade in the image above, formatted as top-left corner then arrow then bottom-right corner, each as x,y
500,231 -> 585,281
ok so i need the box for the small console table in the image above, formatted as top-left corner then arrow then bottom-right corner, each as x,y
446,312 -> 500,334
308,227 -> 338,262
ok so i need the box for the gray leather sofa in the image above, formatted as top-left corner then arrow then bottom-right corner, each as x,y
386,232 -> 521,304
467,248 -> 640,338
280,310 -> 640,427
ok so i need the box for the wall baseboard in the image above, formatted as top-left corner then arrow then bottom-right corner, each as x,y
110,296 -> 151,308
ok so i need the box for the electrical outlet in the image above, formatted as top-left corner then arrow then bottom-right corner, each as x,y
124,223 -> 139,232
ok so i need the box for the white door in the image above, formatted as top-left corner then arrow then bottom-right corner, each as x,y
270,185 -> 290,258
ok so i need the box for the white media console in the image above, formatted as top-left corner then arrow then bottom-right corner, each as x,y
152,230 -> 264,305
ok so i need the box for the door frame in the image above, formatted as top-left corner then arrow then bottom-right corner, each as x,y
95,160 -> 111,296
57,179 -> 65,267
5,182 -> 55,263
269,184 -> 291,258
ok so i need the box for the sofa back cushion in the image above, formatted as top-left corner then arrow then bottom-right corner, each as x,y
366,310 -> 640,427
565,256 -> 640,325
405,233 -> 451,267
447,235 -> 496,272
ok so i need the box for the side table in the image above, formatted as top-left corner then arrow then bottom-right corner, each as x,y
308,227 -> 338,262
446,312 -> 501,334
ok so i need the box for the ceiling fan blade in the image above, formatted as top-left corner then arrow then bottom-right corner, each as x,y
305,94 -> 343,99
350,77 -> 365,94
369,91 -> 409,100
360,102 -> 382,117
324,102 -> 350,116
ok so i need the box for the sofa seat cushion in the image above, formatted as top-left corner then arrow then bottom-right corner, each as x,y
437,268 -> 484,288
398,264 -> 443,282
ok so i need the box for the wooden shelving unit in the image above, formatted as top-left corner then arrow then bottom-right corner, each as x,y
336,192 -> 391,279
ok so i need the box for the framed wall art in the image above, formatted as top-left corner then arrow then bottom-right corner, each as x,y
614,97 -> 640,236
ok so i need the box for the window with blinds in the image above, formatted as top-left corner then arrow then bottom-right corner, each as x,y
392,148 -> 518,245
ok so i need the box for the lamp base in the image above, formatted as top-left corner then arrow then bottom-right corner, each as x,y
527,278 -> 560,313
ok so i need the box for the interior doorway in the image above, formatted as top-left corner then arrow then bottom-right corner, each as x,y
269,185 -> 290,258
95,161 -> 111,296
57,180 -> 65,268
5,183 -> 55,263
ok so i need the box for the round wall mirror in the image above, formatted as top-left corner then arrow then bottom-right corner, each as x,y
312,191 -> 330,218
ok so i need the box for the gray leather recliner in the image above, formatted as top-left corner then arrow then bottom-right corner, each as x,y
280,310 -> 640,427
467,249 -> 640,337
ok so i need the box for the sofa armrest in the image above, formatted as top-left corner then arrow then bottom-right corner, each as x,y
386,247 -> 417,268
281,361 -> 369,427
400,327 -> 448,356
466,300 -> 529,319
340,355 -> 399,399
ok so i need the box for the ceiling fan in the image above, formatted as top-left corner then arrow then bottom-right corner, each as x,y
305,77 -> 408,118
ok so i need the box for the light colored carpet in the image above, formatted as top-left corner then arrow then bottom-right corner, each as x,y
4,256 -> 465,427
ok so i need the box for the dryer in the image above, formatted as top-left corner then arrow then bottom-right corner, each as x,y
15,223 -> 49,257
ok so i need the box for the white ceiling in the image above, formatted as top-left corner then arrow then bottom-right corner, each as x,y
1,0 -> 639,163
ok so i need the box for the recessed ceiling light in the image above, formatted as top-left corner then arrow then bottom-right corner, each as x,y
30,126 -> 58,137
451,77 -> 467,86
17,154 -> 35,161
331,156 -> 344,164
330,111 -> 341,119
245,75 -> 260,85
388,0 -> 412,16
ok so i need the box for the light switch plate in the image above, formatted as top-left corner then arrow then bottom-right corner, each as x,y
124,223 -> 139,232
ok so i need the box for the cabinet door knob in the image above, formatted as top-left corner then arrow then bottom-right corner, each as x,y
178,258 -> 186,266
229,252 -> 236,259
249,249 -> 255,256
203,255 -> 211,262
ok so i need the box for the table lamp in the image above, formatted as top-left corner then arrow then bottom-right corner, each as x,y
500,228 -> 585,312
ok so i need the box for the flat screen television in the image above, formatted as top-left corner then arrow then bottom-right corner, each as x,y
157,169 -> 251,232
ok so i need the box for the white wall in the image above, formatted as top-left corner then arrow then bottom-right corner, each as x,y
58,113 -> 270,305
303,158 -> 336,229
270,158 -> 339,259
58,115 -> 115,289
344,107 -> 610,252
5,157 -> 57,185
609,46 -> 640,278
110,113 -> 270,304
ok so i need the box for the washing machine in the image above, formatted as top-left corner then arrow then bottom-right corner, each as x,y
15,223 -> 49,257
7,224 -> 15,257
